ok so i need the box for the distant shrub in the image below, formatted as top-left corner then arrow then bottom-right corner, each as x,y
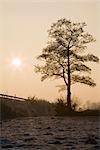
0,96 -> 100,120
0,98 -> 32,120
86,101 -> 100,110
0,97 -> 55,120
55,98 -> 67,116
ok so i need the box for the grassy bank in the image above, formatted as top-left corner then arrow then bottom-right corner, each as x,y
0,97 -> 100,120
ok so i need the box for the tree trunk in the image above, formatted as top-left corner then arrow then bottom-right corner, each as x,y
67,85 -> 72,110
67,47 -> 72,111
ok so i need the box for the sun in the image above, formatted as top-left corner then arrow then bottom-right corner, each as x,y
12,58 -> 22,67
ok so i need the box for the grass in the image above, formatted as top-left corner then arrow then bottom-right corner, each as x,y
0,97 -> 100,120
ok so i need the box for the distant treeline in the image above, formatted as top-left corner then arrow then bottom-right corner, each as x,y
0,96 -> 100,120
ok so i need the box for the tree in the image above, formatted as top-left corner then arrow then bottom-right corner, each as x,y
35,18 -> 99,111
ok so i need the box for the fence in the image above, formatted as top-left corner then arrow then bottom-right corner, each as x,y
0,93 -> 27,101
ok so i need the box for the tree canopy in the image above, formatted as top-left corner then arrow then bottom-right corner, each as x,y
35,18 -> 99,110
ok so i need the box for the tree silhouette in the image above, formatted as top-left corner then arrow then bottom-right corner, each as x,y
35,19 -> 99,111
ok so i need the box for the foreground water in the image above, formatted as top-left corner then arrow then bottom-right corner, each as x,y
0,116 -> 100,150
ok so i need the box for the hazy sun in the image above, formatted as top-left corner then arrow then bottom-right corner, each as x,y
12,58 -> 22,67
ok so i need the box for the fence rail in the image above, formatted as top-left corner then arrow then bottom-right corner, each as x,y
0,93 -> 27,101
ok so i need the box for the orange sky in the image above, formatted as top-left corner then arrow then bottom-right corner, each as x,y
0,0 -> 100,104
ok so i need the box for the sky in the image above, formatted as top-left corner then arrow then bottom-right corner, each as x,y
0,0 -> 100,104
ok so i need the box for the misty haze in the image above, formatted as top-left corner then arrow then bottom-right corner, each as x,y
0,0 -> 100,150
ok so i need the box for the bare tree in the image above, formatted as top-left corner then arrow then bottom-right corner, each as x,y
35,19 -> 99,111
